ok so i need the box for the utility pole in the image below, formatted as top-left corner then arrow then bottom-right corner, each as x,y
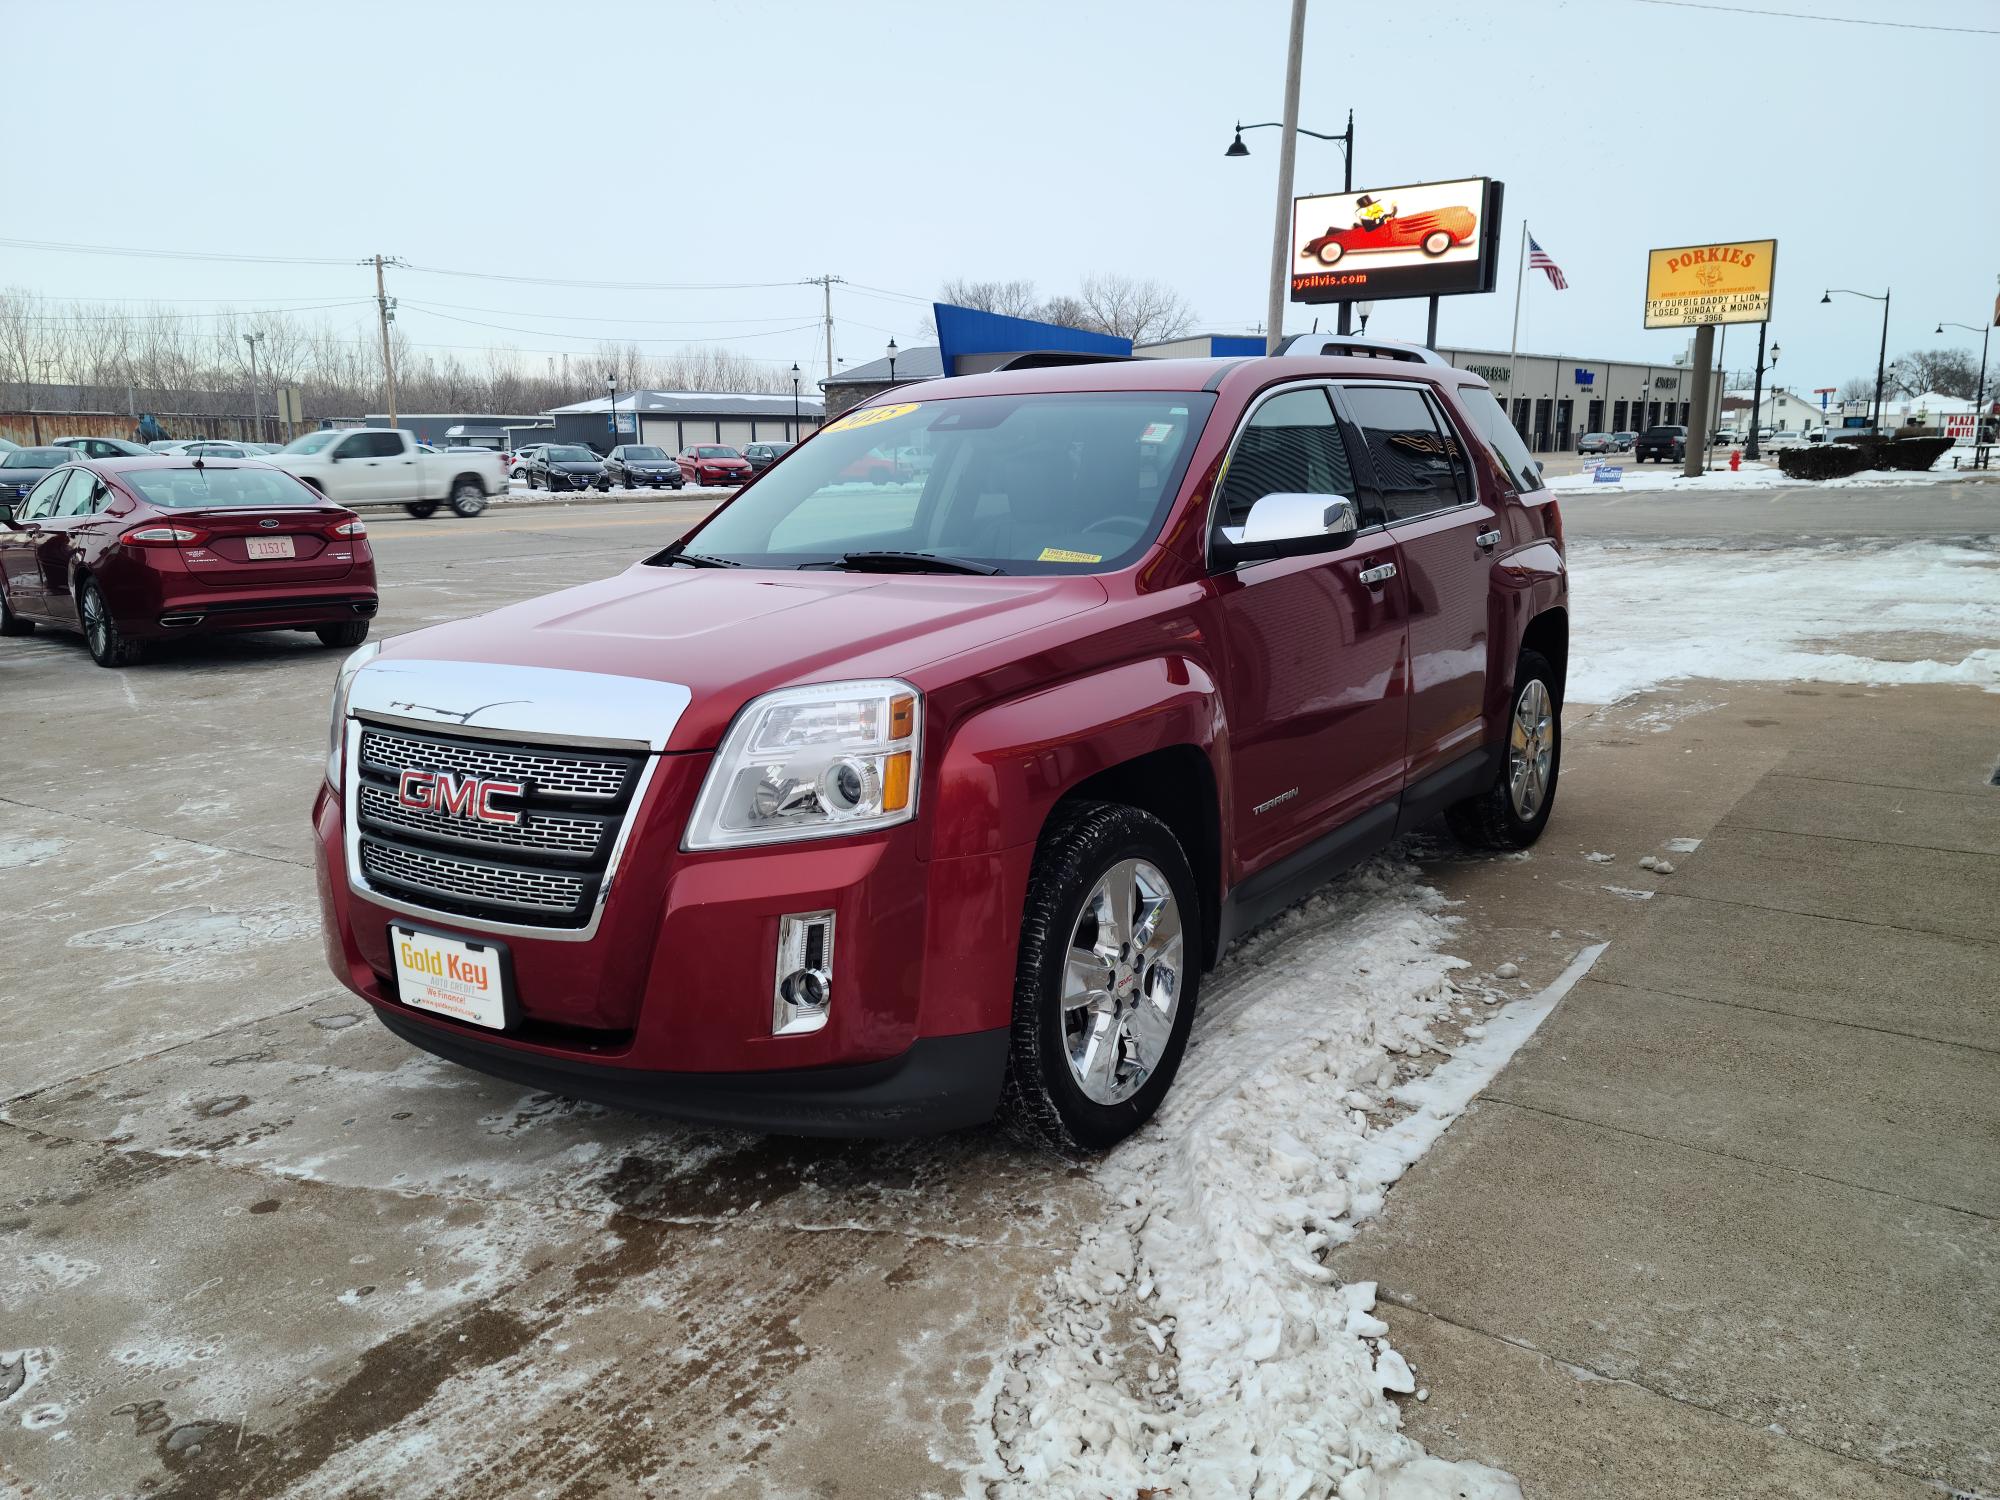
1265,0 -> 1307,354
1744,322 -> 1770,460
243,331 -> 264,444
372,254 -> 401,426
802,275 -> 844,382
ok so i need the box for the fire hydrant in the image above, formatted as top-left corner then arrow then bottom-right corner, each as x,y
1729,448 -> 1742,472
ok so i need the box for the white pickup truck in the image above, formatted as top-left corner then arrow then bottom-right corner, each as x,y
268,428 -> 508,518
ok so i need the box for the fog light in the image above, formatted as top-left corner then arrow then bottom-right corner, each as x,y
773,910 -> 835,1036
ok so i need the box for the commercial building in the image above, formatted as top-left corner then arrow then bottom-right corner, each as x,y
360,412 -> 546,446
1435,347 -> 1720,452
543,390 -> 824,455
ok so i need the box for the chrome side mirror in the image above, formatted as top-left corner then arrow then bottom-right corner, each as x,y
1215,493 -> 1359,566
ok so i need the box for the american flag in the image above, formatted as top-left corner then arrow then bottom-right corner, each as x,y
1528,234 -> 1568,290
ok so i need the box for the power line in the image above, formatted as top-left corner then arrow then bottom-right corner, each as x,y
399,303 -> 824,346
396,297 -> 812,328
401,263 -> 803,292
0,235 -> 353,265
8,299 -> 373,325
1628,0 -> 2000,33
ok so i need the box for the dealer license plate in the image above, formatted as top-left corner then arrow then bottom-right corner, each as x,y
390,925 -> 511,1030
246,536 -> 296,559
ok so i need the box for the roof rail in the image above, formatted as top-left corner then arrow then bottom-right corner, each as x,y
988,350 -> 1138,371
1274,333 -> 1452,368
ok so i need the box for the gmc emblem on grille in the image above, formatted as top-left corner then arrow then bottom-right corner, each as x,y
397,769 -> 525,826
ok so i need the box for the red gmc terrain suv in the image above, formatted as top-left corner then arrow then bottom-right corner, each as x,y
314,337 -> 1567,1150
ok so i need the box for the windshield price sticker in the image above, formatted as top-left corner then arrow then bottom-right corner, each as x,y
1138,422 -> 1176,444
827,402 -> 921,433
1038,547 -> 1102,564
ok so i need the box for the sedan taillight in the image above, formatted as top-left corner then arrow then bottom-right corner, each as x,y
331,519 -> 367,537
122,525 -> 204,546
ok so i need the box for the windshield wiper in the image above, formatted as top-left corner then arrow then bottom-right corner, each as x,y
815,550 -> 1003,576
653,538 -> 740,568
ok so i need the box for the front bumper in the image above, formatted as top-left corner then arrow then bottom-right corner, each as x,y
376,1005 -> 1008,1136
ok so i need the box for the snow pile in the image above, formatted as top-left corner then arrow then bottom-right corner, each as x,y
1569,539 -> 2000,703
974,858 -> 1590,1500
1548,450 -> 1969,493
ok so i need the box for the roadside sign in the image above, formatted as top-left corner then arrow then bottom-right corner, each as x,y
1593,464 -> 1624,484
1643,239 -> 1777,328
1582,456 -> 1603,471
1291,177 -> 1503,304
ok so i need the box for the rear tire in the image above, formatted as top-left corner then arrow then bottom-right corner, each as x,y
315,620 -> 370,648
80,579 -> 143,667
405,499 -> 440,518
1315,241 -> 1345,266
1446,648 -> 1561,851
1001,801 -> 1201,1154
449,478 -> 487,517
0,584 -> 32,636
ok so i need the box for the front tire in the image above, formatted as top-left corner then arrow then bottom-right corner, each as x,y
1002,802 -> 1200,1153
80,579 -> 143,667
1422,230 -> 1453,255
405,499 -> 440,518
1315,240 -> 1345,266
315,620 -> 371,648
1447,648 -> 1561,850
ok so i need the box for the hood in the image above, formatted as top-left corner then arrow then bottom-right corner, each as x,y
374,564 -> 1109,750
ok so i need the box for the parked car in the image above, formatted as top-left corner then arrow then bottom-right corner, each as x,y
678,445 -> 753,486
890,444 -> 936,480
1577,432 -> 1614,455
269,427 -> 507,517
0,457 -> 376,667
837,448 -> 899,485
1,447 -> 78,510
146,440 -> 182,453
315,338 -> 1569,1150
741,441 -> 793,475
526,445 -> 610,493
53,436 -> 155,460
508,444 -> 550,480
605,445 -> 686,490
1634,424 -> 1687,463
0,438 -> 19,455
1610,431 -> 1637,451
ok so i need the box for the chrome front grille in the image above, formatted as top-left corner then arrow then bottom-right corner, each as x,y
351,723 -> 648,929
358,728 -> 633,801
358,783 -> 609,860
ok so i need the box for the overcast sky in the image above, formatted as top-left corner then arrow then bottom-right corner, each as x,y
8,0 -> 1995,394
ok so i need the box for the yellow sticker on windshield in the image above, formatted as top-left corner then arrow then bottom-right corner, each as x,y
1038,547 -> 1103,564
826,401 -> 921,432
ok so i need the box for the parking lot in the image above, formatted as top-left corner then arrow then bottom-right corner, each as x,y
3,481 -> 1997,1498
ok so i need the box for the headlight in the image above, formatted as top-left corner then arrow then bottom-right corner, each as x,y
325,640 -> 382,787
684,679 -> 920,850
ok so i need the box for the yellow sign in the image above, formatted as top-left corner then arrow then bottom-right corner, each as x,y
1643,238 -> 1777,328
826,401 -> 921,432
1037,547 -> 1102,564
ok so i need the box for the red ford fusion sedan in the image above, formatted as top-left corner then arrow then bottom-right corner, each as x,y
0,457 -> 378,666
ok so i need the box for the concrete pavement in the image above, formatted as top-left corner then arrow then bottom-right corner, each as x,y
1334,684 -> 2000,1498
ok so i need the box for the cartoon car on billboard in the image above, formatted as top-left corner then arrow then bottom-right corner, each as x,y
1301,205 -> 1478,265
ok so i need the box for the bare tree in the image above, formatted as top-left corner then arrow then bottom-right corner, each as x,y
937,278 -> 1043,319
1838,376 -> 1875,404
1887,347 -> 1979,399
1076,273 -> 1194,345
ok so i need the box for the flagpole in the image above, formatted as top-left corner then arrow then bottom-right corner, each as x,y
1506,221 -> 1528,433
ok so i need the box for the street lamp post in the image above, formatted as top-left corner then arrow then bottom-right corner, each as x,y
1744,333 -> 1778,461
1823,287 -> 1891,434
790,362 -> 801,438
1356,300 -> 1376,334
885,338 -> 898,386
1227,78 -> 1355,346
1935,318 -> 1992,437
242,331 -> 264,444
606,374 -> 617,454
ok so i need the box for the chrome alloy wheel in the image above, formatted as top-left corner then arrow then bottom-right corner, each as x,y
1508,678 -> 1555,821
82,585 -> 109,656
1062,858 -> 1184,1106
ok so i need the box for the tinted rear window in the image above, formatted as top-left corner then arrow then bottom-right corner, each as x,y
1453,386 -> 1543,494
124,467 -> 321,509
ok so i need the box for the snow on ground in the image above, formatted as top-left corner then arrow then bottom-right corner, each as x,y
971,858 -> 1602,1499
1547,450 -> 1975,493
1567,538 -> 2000,702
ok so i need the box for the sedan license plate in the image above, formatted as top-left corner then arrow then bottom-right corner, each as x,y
246,536 -> 296,559
390,925 -> 513,1030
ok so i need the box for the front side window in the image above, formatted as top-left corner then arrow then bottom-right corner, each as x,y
20,472 -> 69,520
1341,384 -> 1466,522
1215,386 -> 1357,531
668,391 -> 1214,576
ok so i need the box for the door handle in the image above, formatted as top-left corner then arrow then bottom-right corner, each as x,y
1475,529 -> 1501,550
1358,562 -> 1397,586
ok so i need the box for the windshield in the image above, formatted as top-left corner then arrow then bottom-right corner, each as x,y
4,449 -> 67,467
281,431 -> 340,455
695,446 -> 741,458
624,446 -> 667,460
546,446 -> 596,462
667,391 -> 1214,575
123,466 -> 322,509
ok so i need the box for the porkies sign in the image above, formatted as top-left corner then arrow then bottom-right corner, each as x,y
1644,239 -> 1777,329
1290,177 -> 1504,304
